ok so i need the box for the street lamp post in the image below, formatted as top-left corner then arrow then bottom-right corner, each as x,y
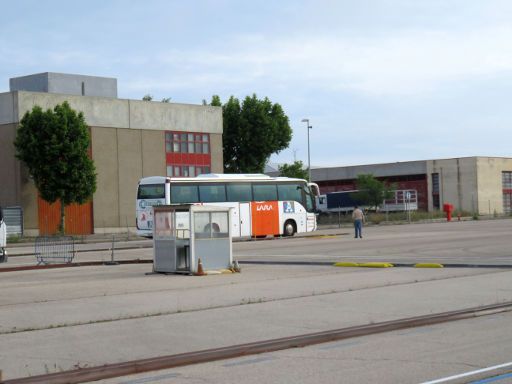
301,118 -> 312,181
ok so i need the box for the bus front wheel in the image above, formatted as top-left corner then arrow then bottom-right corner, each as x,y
283,220 -> 296,237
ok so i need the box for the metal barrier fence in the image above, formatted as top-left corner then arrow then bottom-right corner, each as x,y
3,206 -> 23,236
35,236 -> 75,265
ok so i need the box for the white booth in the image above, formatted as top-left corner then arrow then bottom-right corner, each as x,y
153,204 -> 233,274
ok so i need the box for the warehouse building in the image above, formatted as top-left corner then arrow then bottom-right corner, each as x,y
0,73 -> 223,236
305,157 -> 512,215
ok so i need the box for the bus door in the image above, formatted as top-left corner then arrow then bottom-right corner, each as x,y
229,203 -> 241,237
223,202 -> 250,238
239,202 -> 251,237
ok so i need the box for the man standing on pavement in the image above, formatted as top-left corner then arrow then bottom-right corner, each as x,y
352,205 -> 365,238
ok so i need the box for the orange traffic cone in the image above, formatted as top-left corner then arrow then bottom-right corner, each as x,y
195,258 -> 205,276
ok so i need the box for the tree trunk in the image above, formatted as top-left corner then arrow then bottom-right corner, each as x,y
59,202 -> 66,235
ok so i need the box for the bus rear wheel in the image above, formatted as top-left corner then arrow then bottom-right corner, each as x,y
283,220 -> 296,237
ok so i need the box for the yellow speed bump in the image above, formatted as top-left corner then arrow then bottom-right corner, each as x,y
333,262 -> 394,268
414,263 -> 444,268
357,262 -> 394,268
333,262 -> 359,267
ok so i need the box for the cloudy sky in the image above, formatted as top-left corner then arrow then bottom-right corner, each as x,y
1,0 -> 512,167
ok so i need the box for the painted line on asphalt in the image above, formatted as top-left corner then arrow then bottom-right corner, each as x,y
419,361 -> 512,384
469,372 -> 512,383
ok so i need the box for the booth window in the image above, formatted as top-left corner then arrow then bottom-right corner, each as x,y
194,212 -> 229,239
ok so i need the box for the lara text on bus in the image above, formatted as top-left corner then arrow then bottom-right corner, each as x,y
136,174 -> 319,238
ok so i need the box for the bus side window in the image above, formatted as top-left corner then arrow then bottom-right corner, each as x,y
277,183 -> 302,202
253,184 -> 277,201
226,184 -> 252,202
171,184 -> 199,203
199,184 -> 227,202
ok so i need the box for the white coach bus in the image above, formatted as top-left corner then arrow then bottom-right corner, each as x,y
136,174 -> 318,238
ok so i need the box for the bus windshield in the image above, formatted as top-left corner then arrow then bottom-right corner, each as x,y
137,184 -> 165,199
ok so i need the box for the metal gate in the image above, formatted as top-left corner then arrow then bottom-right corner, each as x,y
3,206 -> 23,236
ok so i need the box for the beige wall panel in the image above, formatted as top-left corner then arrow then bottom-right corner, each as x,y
15,92 -> 222,134
117,129 -> 143,228
129,101 -> 222,133
476,157 -> 512,214
0,124 -> 20,206
141,130 -> 165,177
210,133 -> 224,173
0,122 -> 38,231
0,92 -> 15,124
91,127 -> 119,228
427,158 -> 478,212
20,178 -> 38,232
16,91 -> 129,128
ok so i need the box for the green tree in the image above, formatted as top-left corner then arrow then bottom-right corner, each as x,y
278,161 -> 309,180
210,95 -> 222,107
211,94 -> 292,173
142,94 -> 153,101
354,174 -> 394,211
14,102 -> 97,234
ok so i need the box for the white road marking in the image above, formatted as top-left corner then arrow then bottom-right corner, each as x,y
419,361 -> 512,384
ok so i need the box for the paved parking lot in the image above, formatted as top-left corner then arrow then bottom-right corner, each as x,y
1,219 -> 512,382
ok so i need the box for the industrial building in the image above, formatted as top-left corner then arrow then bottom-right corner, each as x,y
303,157 -> 512,215
0,72 -> 223,236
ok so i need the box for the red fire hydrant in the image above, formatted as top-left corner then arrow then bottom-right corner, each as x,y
443,203 -> 454,222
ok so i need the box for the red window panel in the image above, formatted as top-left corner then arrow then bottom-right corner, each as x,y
165,131 -> 212,178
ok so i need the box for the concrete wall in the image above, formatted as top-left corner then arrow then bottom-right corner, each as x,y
426,158 -> 478,213
3,92 -> 223,134
141,130 -> 166,177
10,73 -> 118,98
0,120 -> 38,233
0,92 -> 16,125
9,73 -> 49,93
91,126 -> 167,231
13,91 -> 130,128
476,157 -> 512,215
91,127 -> 120,229
20,174 -> 38,234
210,133 -> 224,172
117,129 -> 144,229
0,123 -> 21,206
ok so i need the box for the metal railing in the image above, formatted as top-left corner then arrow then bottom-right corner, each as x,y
34,236 -> 75,265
